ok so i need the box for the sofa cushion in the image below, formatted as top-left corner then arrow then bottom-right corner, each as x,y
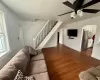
32,72 -> 49,80
25,60 -> 47,75
31,53 -> 44,61
87,67 -> 100,77
79,71 -> 97,80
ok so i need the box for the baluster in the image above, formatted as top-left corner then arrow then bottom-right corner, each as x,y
47,23 -> 49,34
39,34 -> 41,44
33,38 -> 35,49
52,21 -> 54,28
50,21 -> 52,30
37,36 -> 39,45
46,24 -> 48,35
50,21 -> 53,31
34,20 -> 57,49
35,39 -> 37,49
38,36 -> 40,46
41,30 -> 43,41
42,29 -> 44,39
36,37 -> 39,47
39,33 -> 42,43
47,23 -> 49,33
48,22 -> 50,32
43,28 -> 45,38
35,38 -> 37,48
44,27 -> 47,36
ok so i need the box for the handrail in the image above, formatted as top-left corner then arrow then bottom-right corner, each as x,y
33,20 -> 57,49
33,20 -> 50,40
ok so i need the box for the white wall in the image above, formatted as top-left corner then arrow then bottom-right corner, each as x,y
84,17 -> 100,60
59,29 -> 64,44
44,25 -> 64,48
44,32 -> 57,48
21,20 -> 47,47
92,18 -> 100,60
83,25 -> 97,35
63,22 -> 83,52
38,21 -> 63,49
63,16 -> 100,60
0,2 -> 22,69
20,20 -> 60,49
83,25 -> 97,38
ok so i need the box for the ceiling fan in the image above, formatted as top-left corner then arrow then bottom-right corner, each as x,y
58,0 -> 100,19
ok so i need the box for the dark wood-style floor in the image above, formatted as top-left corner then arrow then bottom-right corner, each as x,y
42,45 -> 100,80
81,48 -> 93,57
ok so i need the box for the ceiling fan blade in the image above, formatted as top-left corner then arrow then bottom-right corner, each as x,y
82,0 -> 100,8
63,1 -> 74,9
83,9 -> 100,13
58,11 -> 73,16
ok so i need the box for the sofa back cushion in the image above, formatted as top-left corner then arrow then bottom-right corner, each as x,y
0,64 -> 18,80
7,49 -> 30,73
0,46 -> 32,80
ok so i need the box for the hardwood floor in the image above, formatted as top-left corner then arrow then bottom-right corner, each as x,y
42,45 -> 100,80
81,48 -> 93,57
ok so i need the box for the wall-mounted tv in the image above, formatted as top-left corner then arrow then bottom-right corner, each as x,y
67,29 -> 78,37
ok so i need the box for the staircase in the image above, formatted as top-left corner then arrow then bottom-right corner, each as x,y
33,20 -> 63,49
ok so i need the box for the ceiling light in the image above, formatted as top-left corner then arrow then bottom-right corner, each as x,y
70,12 -> 76,19
77,10 -> 83,17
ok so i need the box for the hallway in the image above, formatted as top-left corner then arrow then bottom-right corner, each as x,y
42,45 -> 100,80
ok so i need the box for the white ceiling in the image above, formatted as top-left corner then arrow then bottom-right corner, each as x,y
1,0 -> 100,23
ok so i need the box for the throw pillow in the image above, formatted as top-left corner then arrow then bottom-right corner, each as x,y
29,46 -> 38,56
14,70 -> 35,80
14,70 -> 23,80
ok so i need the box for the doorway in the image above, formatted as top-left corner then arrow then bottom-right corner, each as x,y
57,32 -> 60,45
81,25 -> 97,57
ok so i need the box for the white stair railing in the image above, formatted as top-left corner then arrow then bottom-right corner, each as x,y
33,20 -> 57,49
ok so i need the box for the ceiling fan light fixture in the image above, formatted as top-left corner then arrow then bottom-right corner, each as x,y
77,10 -> 83,17
59,0 -> 100,18
70,12 -> 76,18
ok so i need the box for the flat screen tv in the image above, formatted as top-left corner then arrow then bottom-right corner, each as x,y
67,29 -> 78,37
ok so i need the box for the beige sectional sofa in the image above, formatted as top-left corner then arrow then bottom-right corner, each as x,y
79,66 -> 100,80
0,46 -> 49,80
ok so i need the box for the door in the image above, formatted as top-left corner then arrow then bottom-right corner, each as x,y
57,32 -> 60,45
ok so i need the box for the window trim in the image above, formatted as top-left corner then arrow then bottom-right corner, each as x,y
0,11 -> 10,57
0,33 -> 6,52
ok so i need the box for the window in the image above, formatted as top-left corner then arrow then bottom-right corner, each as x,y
0,11 -> 9,54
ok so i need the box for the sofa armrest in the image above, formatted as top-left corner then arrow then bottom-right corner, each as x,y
79,71 -> 97,80
96,66 -> 100,71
